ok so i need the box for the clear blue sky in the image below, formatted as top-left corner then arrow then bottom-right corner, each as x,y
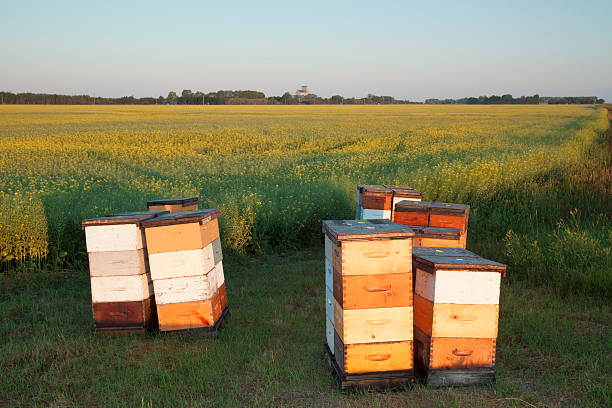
1,0 -> 611,101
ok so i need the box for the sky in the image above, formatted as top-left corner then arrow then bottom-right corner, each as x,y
1,0 -> 611,101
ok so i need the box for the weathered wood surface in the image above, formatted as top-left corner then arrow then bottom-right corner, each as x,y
323,343 -> 413,390
413,294 -> 499,338
139,208 -> 219,228
148,246 -> 215,280
428,201 -> 469,217
153,273 -> 217,305
146,197 -> 198,207
82,212 -> 165,229
323,219 -> 414,245
413,253 -> 507,273
415,269 -> 501,304
85,224 -> 145,252
218,283 -> 228,310
413,247 -> 478,258
90,274 -> 153,303
325,236 -> 333,261
88,249 -> 147,277
161,306 -> 229,336
335,239 -> 413,275
326,318 -> 335,355
335,332 -> 413,374
326,286 -> 334,322
393,211 -> 428,226
144,222 -> 203,254
325,259 -> 333,290
429,214 -> 468,232
360,209 -> 392,220
414,237 -> 463,248
336,272 -> 413,310
213,261 -> 225,287
200,218 -> 220,249
334,300 -> 413,344
92,297 -> 155,328
212,238 -> 223,264
420,367 -> 495,387
156,293 -> 222,331
148,203 -> 198,213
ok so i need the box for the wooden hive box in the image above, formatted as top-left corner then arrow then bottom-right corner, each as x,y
322,219 -> 415,387
140,209 -> 227,333
412,247 -> 506,387
412,226 -> 463,249
82,211 -> 168,334
384,185 -> 422,220
355,185 -> 393,220
394,200 -> 470,248
147,197 -> 198,213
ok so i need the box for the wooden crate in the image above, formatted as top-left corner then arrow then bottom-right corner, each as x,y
355,185 -> 422,221
394,200 -> 470,247
140,209 -> 228,332
323,219 -> 415,384
412,227 -> 463,248
82,211 -> 167,334
412,247 -> 505,386
147,197 -> 198,213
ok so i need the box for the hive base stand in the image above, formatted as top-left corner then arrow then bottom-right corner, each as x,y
415,364 -> 495,387
323,344 -> 414,390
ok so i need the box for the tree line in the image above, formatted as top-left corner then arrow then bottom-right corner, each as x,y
0,90 -> 604,105
425,94 -> 604,105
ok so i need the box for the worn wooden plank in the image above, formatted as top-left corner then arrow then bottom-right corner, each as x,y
148,246 -> 215,281
161,306 -> 229,336
326,318 -> 335,356
361,209 -> 392,220
423,368 -> 495,387
325,258 -> 333,291
82,212 -> 165,229
362,194 -> 393,211
339,272 -> 413,310
326,286 -> 334,322
148,204 -> 198,213
146,197 -> 198,207
218,283 -> 228,310
413,247 -> 479,258
414,237 -> 463,248
413,253 -> 507,273
213,261 -> 225,287
324,343 -> 413,390
200,218 -> 220,249
212,238 -> 223,264
340,239 -> 412,276
144,222 -> 203,254
92,297 -> 155,328
153,273 -> 217,305
433,270 -> 501,304
336,304 -> 413,344
85,224 -> 145,252
90,274 -> 153,303
428,202 -> 469,217
432,303 -> 499,339
392,210 -> 428,226
88,249 -> 147,277
323,219 -> 414,245
413,293 -> 434,335
429,214 -> 468,232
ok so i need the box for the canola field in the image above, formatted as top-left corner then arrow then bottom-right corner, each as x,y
0,105 -> 609,276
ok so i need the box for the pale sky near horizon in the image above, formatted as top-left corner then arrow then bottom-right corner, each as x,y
1,0 -> 611,101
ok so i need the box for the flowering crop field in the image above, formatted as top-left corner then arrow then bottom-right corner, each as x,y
0,104 -> 610,292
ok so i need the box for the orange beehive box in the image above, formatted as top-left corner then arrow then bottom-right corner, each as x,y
147,197 -> 198,213
412,226 -> 463,248
140,209 -> 228,333
412,247 -> 506,387
322,219 -> 415,389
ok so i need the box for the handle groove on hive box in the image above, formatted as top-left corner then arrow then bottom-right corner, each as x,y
452,349 -> 474,357
366,319 -> 391,325
366,354 -> 391,361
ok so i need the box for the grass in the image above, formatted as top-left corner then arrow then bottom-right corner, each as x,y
1,105 -> 611,406
1,251 -> 610,407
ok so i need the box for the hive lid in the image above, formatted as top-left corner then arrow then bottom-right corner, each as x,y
146,197 -> 199,206
413,226 -> 461,239
357,185 -> 393,195
139,208 -> 220,228
384,185 -> 422,199
413,253 -> 506,273
322,219 -> 414,244
429,201 -> 470,216
412,247 -> 479,258
82,211 -> 168,229
394,200 -> 430,213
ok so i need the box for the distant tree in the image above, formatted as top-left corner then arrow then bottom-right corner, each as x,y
330,95 -> 344,104
167,91 -> 178,105
501,94 -> 513,104
281,92 -> 294,105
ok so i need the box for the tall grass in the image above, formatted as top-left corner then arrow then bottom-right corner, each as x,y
0,105 -> 609,296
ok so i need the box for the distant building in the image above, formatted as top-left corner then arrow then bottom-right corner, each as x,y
296,85 -> 309,97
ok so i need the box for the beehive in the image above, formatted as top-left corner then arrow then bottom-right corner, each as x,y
147,197 -> 198,213
393,201 -> 470,248
412,247 -> 506,386
140,209 -> 227,332
323,219 -> 415,387
82,211 -> 167,334
355,185 -> 422,221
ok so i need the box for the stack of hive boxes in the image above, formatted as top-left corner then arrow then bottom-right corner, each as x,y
82,211 -> 167,335
393,201 -> 470,248
355,185 -> 422,221
147,197 -> 198,213
323,219 -> 415,389
412,246 -> 505,386
140,209 -> 227,332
